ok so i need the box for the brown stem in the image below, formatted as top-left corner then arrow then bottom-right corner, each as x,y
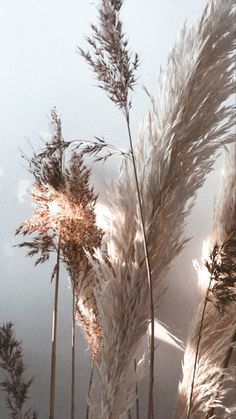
205,329 -> 236,419
128,410 -> 132,419
71,286 -> 76,419
49,111 -> 64,419
134,359 -> 140,419
187,278 -> 213,419
49,236 -> 61,419
124,107 -> 155,419
86,361 -> 94,419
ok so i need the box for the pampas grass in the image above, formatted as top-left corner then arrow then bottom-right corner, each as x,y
16,110 -> 103,418
175,146 -> 236,418
84,0 -> 236,417
0,323 -> 38,419
80,1 -> 153,416
9,0 -> 235,417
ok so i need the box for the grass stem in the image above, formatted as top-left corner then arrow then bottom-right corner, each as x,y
124,107 -> 155,419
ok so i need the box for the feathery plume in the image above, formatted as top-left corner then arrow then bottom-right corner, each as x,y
17,110 -> 64,419
60,151 -> 103,358
80,2 -> 156,416
0,322 -> 38,419
79,0 -> 139,110
87,0 -> 235,417
16,110 -> 103,419
175,146 -> 236,418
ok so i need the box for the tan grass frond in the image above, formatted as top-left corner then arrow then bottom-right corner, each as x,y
88,0 -> 235,416
0,323 -> 38,419
16,112 -> 104,359
175,283 -> 236,418
79,0 -> 139,110
175,145 -> 236,418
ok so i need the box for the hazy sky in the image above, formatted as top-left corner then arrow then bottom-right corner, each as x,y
0,1 -> 233,418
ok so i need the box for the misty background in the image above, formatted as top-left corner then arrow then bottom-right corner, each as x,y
0,0 -> 234,418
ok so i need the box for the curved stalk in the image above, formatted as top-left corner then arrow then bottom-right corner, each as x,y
124,107 -> 155,419
187,275 -> 213,419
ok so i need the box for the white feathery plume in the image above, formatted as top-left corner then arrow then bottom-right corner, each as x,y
175,146 -> 236,418
89,0 -> 235,417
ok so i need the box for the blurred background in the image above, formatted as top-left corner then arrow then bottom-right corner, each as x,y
0,0 -> 234,418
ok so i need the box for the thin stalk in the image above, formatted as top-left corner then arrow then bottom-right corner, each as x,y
205,329 -> 236,419
71,286 -> 76,419
49,235 -> 61,419
124,107 -> 155,419
128,410 -> 132,419
86,361 -> 94,419
134,359 -> 140,419
187,278 -> 213,419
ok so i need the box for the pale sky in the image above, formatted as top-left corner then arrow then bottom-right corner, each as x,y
0,1 -> 231,418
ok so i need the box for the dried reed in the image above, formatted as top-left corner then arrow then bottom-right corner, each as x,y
175,146 -> 236,418
16,110 -> 103,418
80,1 -> 155,416
85,0 -> 235,417
17,110 -> 64,419
0,322 -> 38,419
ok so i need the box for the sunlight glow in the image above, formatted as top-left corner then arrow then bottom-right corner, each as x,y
201,239 -> 211,261
48,200 -> 61,216
95,203 -> 112,230
193,239 -> 211,291
148,320 -> 184,351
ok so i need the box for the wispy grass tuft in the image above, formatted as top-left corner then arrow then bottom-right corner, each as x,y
0,322 -> 38,419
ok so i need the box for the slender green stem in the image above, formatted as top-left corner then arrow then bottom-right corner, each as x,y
86,361 -> 94,419
124,107 -> 155,419
71,286 -> 76,419
49,236 -> 61,419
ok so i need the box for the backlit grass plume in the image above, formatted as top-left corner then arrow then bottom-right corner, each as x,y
80,1 -> 155,416
85,0 -> 235,417
16,110 -> 103,419
0,322 -> 38,419
175,147 -> 236,419
79,0 -> 139,110
60,152 -> 104,358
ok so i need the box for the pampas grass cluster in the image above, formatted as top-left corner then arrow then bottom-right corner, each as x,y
82,0 -> 235,417
11,0 -> 235,417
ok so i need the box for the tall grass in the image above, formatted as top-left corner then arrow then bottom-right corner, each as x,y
16,111 -> 103,418
176,147 -> 236,418
81,0 -> 235,417
0,323 -> 38,419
